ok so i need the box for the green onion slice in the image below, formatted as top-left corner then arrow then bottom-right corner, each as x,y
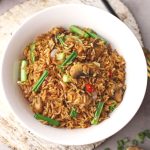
56,53 -> 65,61
70,25 -> 89,38
91,102 -> 104,125
85,29 -> 107,44
20,60 -> 27,82
63,74 -> 71,83
56,34 -> 67,47
34,113 -> 60,126
70,107 -> 77,118
59,51 -> 77,69
109,101 -> 117,112
32,70 -> 48,92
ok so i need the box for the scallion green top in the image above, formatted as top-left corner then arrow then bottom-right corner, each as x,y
32,70 -> 48,92
70,25 -> 89,38
59,51 -> 77,69
34,113 -> 60,126
85,29 -> 107,44
91,102 -> 104,125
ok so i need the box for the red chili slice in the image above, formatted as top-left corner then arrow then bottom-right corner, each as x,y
85,84 -> 94,93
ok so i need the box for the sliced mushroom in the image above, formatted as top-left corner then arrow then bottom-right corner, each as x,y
114,89 -> 123,102
126,146 -> 143,150
70,62 -> 99,79
50,27 -> 65,35
70,63 -> 84,78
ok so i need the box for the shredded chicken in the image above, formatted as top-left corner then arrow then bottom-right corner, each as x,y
114,89 -> 123,102
32,98 -> 44,113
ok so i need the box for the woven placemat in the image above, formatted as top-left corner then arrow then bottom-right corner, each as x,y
0,0 -> 143,149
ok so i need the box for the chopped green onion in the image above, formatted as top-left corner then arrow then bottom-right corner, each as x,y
32,70 -> 48,92
30,43 -> 35,63
85,29 -> 107,44
132,139 -> 139,146
70,25 -> 89,38
117,139 -> 125,150
109,105 -> 116,112
102,129 -> 150,149
56,34 -> 67,47
117,137 -> 130,150
138,131 -> 146,143
117,139 -> 125,147
70,107 -> 77,118
59,51 -> 77,69
56,53 -> 65,61
117,146 -> 124,150
91,102 -> 104,125
63,74 -> 71,83
20,60 -> 27,82
34,113 -> 60,126
122,137 -> 129,144
109,102 -> 117,112
144,129 -> 150,138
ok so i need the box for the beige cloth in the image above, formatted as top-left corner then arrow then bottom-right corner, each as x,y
0,0 -> 142,149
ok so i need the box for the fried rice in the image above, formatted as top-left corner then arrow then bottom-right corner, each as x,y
18,26 -> 126,128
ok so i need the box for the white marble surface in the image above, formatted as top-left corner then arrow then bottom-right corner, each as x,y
0,143 -> 9,150
0,0 -> 149,149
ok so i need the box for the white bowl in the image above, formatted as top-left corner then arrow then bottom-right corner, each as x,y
0,4 -> 147,145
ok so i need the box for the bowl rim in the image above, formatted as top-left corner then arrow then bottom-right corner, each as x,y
0,4 -> 147,145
